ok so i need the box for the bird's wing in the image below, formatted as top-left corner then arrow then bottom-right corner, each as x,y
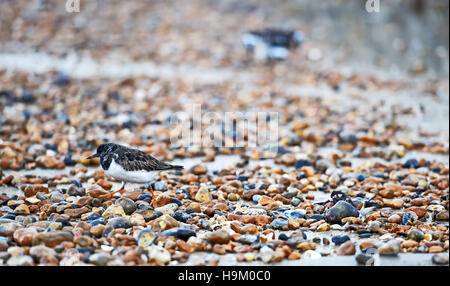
116,149 -> 180,172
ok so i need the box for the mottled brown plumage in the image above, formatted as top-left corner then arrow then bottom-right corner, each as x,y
90,143 -> 183,172
87,143 -> 183,203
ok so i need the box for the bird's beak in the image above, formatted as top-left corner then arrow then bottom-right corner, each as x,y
86,154 -> 99,159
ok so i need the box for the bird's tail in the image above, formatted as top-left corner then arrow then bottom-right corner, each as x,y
169,164 -> 184,170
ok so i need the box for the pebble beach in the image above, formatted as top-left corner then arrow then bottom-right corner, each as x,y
0,0 -> 448,266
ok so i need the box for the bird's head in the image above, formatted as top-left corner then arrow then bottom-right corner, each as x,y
86,143 -> 117,159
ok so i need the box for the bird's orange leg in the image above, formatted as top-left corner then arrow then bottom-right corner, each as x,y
100,182 -> 126,199
148,185 -> 157,209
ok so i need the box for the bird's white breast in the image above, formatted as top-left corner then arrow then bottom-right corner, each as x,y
106,159 -> 158,183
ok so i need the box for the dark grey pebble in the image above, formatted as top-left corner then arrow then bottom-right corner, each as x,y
244,184 -> 255,191
1,213 -> 16,220
107,217 -> 131,229
284,210 -> 304,219
89,217 -> 106,226
172,211 -> 192,223
160,228 -> 196,241
357,174 -> 369,182
136,200 -> 151,210
339,130 -> 358,144
137,193 -> 153,203
356,253 -> 374,266
237,175 -> 248,182
278,233 -> 289,241
432,253 -> 449,265
87,212 -> 101,221
295,159 -> 312,169
291,197 -> 301,207
102,226 -> 114,237
331,234 -> 350,245
54,217 -> 71,227
270,218 -> 289,229
76,246 -> 95,254
63,156 -> 77,167
297,172 -> 307,180
148,211 -> 163,221
117,198 -> 137,215
403,158 -> 420,169
170,197 -> 183,207
407,229 -> 425,242
307,214 -> 325,220
325,201 -> 359,224
373,173 -> 385,179
401,212 -> 417,225
359,233 -> 372,238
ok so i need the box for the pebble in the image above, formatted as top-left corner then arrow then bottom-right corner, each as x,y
325,201 -> 359,224
270,218 -> 289,230
87,185 -> 109,198
291,197 -> 301,207
102,205 -> 126,218
31,231 -> 74,247
89,252 -> 113,266
332,234 -> 350,245
284,210 -> 305,219
195,187 -> 211,202
317,223 -> 330,231
0,222 -> 22,237
432,253 -> 449,265
379,239 -> 401,256
13,227 -> 38,246
208,230 -> 231,244
117,198 -> 137,215
14,204 -> 30,215
356,253 -> 375,266
407,229 -> 425,242
7,255 -> 34,266
107,217 -> 132,229
401,212 -> 418,225
137,228 -> 157,248
239,234 -> 259,244
50,192 -> 65,204
336,241 -> 356,256
191,164 -> 207,175
227,193 -> 240,201
90,225 -> 106,237
259,245 -> 276,263
160,228 -> 196,241
154,181 -> 168,191
29,245 -> 56,259
147,245 -> 171,265
172,211 -> 192,223
384,198 -> 404,209
387,214 -> 401,224
153,215 -> 179,231
403,159 -> 420,169
435,211 -> 449,221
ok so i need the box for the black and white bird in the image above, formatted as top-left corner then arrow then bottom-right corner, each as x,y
242,28 -> 305,61
87,143 -> 183,206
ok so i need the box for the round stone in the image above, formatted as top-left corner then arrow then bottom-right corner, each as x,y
137,228 -> 158,248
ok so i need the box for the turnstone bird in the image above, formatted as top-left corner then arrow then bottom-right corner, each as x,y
241,28 -> 305,61
87,143 -> 183,207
